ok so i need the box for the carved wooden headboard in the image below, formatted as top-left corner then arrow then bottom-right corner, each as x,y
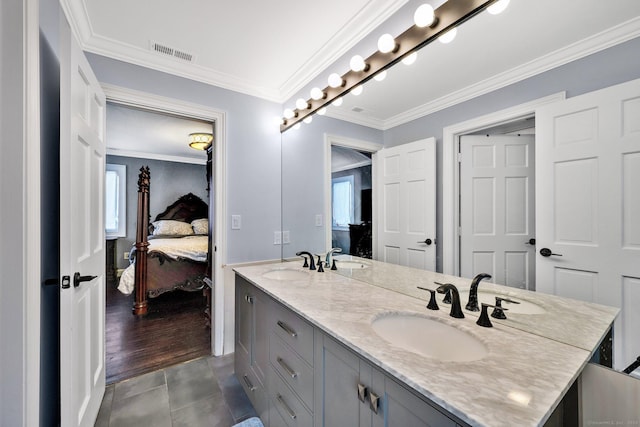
154,193 -> 208,223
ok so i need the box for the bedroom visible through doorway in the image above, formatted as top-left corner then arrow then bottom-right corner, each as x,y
104,102 -> 214,384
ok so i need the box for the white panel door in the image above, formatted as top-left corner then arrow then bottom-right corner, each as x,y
536,78 -> 640,370
375,138 -> 436,270
460,135 -> 535,289
60,22 -> 107,427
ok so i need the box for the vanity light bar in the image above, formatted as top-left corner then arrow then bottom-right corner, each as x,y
280,0 -> 500,132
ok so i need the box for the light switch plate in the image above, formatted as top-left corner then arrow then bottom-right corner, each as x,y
231,215 -> 241,230
282,231 -> 290,244
274,231 -> 282,245
315,214 -> 323,227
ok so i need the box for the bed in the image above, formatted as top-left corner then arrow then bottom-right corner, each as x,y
118,166 -> 212,316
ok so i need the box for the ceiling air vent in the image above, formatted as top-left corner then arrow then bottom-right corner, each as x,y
149,41 -> 195,63
352,106 -> 365,113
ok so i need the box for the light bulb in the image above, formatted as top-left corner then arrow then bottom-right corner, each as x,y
310,87 -> 324,100
350,55 -> 366,72
332,97 -> 343,107
414,4 -> 435,27
378,33 -> 396,53
275,116 -> 285,126
317,107 -> 327,116
402,52 -> 418,66
438,27 -> 457,44
374,70 -> 387,82
283,108 -> 295,119
303,116 -> 313,124
292,123 -> 301,130
487,0 -> 510,15
296,98 -> 308,110
351,85 -> 363,96
328,73 -> 344,88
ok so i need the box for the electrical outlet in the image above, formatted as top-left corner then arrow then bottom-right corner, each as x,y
282,230 -> 290,244
315,214 -> 323,227
274,231 -> 282,245
124,252 -> 130,259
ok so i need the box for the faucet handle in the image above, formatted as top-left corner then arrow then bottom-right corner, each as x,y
491,297 -> 519,319
417,287 -> 439,310
434,281 -> 451,304
301,255 -> 309,268
477,303 -> 508,327
331,259 -> 337,270
316,256 -> 325,272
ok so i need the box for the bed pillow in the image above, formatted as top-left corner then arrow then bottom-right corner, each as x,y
191,218 -> 209,235
151,219 -> 194,237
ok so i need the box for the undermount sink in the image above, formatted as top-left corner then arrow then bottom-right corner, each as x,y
371,314 -> 488,362
335,260 -> 370,269
446,291 -> 546,315
262,269 -> 308,280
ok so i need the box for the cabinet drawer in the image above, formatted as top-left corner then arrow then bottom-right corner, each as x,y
270,332 -> 314,410
268,366 -> 313,427
271,302 -> 314,365
237,361 -> 267,418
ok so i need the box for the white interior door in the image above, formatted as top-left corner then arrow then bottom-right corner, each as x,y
536,78 -> 640,370
375,138 -> 436,270
60,21 -> 107,427
460,135 -> 535,289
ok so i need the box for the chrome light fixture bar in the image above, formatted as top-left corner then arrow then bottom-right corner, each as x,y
280,0 -> 500,132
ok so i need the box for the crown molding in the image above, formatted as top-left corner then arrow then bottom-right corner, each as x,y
383,16 -> 640,130
106,148 -> 207,165
277,0 -> 409,102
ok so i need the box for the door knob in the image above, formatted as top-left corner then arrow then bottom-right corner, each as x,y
417,238 -> 433,245
539,248 -> 562,257
73,272 -> 97,288
525,238 -> 536,245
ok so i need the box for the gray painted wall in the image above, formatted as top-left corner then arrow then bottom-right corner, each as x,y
1,1 -> 28,425
106,155 -> 208,269
87,53 -> 283,264
281,115 -> 382,259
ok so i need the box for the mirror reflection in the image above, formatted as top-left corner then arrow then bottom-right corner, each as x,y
280,0 -> 640,362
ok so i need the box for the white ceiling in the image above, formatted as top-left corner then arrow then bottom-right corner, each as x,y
65,0 -> 640,159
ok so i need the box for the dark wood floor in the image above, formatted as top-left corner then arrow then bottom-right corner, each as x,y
106,279 -> 211,384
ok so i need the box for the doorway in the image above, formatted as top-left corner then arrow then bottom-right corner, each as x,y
323,134 -> 382,257
458,120 -> 536,290
330,146 -> 373,258
104,102 -> 213,383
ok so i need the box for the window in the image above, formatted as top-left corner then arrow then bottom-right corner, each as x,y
332,175 -> 354,230
105,164 -> 126,238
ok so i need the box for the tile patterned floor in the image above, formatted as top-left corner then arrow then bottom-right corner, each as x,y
95,354 -> 257,427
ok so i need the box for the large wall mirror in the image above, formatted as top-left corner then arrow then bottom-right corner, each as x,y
280,0 -> 640,354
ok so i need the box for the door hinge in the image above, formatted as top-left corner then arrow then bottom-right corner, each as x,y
457,153 -> 462,162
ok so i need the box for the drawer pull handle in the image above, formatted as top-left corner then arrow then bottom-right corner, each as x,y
277,357 -> 298,379
277,320 -> 297,338
242,375 -> 256,392
369,391 -> 380,414
276,394 -> 297,420
245,294 -> 254,304
357,383 -> 368,403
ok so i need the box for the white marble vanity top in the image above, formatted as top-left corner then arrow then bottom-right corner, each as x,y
331,255 -> 619,351
234,261 -> 618,426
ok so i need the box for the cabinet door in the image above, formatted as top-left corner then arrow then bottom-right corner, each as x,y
384,376 -> 457,427
235,277 -> 253,363
253,288 -> 270,384
314,334 -> 371,427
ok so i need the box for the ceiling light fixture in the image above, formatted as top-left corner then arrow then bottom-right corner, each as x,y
317,107 -> 327,115
402,52 -> 418,65
188,132 -> 213,150
438,27 -> 458,44
296,98 -> 309,110
374,70 -> 387,82
303,116 -> 313,124
351,85 -> 363,96
310,87 -> 325,100
280,0 -> 500,131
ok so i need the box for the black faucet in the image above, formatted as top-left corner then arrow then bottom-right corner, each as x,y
295,251 -> 316,270
316,256 -> 325,272
466,273 -> 492,312
491,296 -> 520,319
477,303 -> 508,328
417,286 -> 439,310
436,283 -> 464,318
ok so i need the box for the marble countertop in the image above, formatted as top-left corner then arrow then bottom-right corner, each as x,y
234,261 -> 616,427
330,255 -> 619,352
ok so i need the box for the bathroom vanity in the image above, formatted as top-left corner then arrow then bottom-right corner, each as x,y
234,260 -> 619,426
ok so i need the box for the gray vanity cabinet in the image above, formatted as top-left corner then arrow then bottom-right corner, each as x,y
235,276 -> 270,423
314,334 -> 462,427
